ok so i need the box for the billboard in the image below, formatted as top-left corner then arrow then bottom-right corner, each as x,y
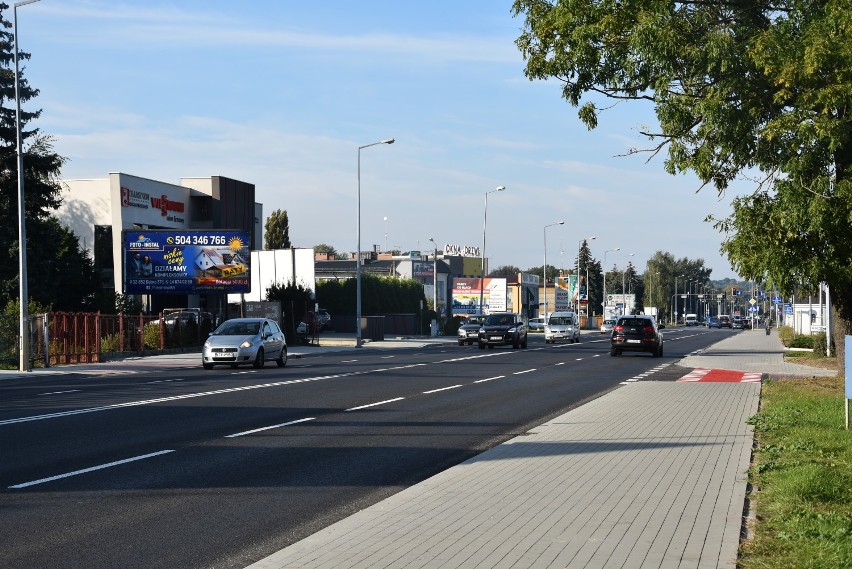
451,277 -> 507,315
123,229 -> 251,294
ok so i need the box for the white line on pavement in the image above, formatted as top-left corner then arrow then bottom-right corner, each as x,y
345,397 -> 405,412
513,369 -> 536,375
474,375 -> 505,383
38,389 -> 80,396
423,385 -> 462,394
9,450 -> 175,489
225,417 -> 315,438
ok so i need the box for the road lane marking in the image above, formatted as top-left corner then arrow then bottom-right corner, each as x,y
225,417 -> 315,438
380,356 -> 395,359
555,363 -> 565,366
513,369 -> 536,375
146,379 -> 184,384
38,389 -> 80,396
9,450 -> 175,489
423,385 -> 462,394
341,359 -> 358,363
474,375 -> 505,383
345,397 -> 405,411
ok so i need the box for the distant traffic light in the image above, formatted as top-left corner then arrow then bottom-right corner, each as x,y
731,287 -> 738,296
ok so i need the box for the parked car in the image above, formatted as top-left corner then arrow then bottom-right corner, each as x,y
545,311 -> 580,344
478,312 -> 527,349
457,314 -> 487,345
600,319 -> 616,334
528,317 -> 545,332
610,315 -> 663,357
707,316 -> 721,329
316,309 -> 332,330
202,317 -> 287,369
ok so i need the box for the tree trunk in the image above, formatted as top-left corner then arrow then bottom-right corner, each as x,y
831,282 -> 852,377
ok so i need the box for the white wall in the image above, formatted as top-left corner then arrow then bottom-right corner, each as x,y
228,248 -> 316,303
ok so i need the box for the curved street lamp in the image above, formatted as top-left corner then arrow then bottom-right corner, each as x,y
356,138 -> 394,347
543,221 -> 564,319
479,185 -> 506,314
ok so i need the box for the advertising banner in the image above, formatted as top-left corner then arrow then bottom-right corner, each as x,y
123,229 -> 251,294
451,277 -> 507,315
556,275 -> 578,312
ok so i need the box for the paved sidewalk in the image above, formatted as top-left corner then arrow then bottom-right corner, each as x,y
244,330 -> 826,569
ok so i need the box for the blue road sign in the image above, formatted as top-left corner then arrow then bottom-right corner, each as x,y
772,296 -> 782,304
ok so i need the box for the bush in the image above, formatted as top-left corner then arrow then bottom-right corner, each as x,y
813,332 -> 827,356
778,325 -> 795,347
444,316 -> 462,336
144,324 -> 162,350
790,335 -> 814,349
101,333 -> 121,352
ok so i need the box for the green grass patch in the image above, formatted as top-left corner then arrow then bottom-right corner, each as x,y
741,376 -> 852,568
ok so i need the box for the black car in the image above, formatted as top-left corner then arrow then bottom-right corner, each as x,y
610,315 -> 663,357
478,312 -> 528,349
457,314 -> 486,345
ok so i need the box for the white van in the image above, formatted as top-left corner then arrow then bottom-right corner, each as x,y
685,313 -> 698,326
545,311 -> 580,344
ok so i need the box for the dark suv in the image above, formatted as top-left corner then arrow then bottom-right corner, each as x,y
478,312 -> 528,349
610,315 -> 663,357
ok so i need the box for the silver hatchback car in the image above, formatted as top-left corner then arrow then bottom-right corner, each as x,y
202,317 -> 287,369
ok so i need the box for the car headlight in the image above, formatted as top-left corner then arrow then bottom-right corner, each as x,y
203,341 -> 211,349
240,340 -> 253,348
507,326 -> 517,333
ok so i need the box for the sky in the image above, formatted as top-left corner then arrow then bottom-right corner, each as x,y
18,0 -> 749,280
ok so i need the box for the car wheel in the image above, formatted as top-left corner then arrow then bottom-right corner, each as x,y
522,337 -> 528,349
458,340 -> 464,346
512,337 -> 519,349
276,346 -> 287,367
659,344 -> 664,357
488,344 -> 494,349
230,364 -> 238,369
203,363 -> 213,370
479,342 -> 485,350
575,335 -> 581,343
253,349 -> 264,369
610,348 -> 617,357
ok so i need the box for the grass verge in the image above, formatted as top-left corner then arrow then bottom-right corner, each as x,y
740,375 -> 852,568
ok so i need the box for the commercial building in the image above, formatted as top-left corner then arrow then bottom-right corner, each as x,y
56,172 -> 261,315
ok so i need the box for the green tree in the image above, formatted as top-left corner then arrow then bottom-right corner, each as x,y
0,6 -> 97,311
264,209 -> 291,250
489,265 -> 522,278
513,0 -> 852,368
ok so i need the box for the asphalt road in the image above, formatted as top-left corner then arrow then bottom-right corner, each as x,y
0,326 -> 734,569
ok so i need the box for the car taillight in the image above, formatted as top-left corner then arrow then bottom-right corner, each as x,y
614,325 -> 624,332
643,326 -> 654,333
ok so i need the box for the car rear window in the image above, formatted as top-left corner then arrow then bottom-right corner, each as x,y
618,318 -> 652,327
485,314 -> 513,325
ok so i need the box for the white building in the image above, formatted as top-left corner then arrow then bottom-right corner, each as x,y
56,172 -> 262,315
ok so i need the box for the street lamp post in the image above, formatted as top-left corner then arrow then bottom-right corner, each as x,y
543,221 -> 564,319
356,138 -> 394,348
480,185 -> 506,314
429,237 -> 438,332
622,252 -> 635,315
14,0 -> 41,373
674,274 -> 685,324
602,248 -> 620,318
576,236 -> 596,314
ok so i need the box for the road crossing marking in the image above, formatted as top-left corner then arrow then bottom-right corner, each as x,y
677,369 -> 763,383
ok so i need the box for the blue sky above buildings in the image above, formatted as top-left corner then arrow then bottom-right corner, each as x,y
20,0 -> 746,278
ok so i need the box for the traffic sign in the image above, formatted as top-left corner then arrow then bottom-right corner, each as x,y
748,306 -> 759,313
772,296 -> 782,304
749,298 -> 757,305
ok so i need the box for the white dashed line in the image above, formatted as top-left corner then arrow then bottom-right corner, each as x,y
9,450 -> 175,489
225,417 -> 315,438
474,375 -> 505,383
38,389 -> 80,396
423,385 -> 462,394
513,369 -> 536,375
345,397 -> 405,412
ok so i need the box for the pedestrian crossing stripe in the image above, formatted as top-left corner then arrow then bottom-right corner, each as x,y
677,369 -> 763,383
